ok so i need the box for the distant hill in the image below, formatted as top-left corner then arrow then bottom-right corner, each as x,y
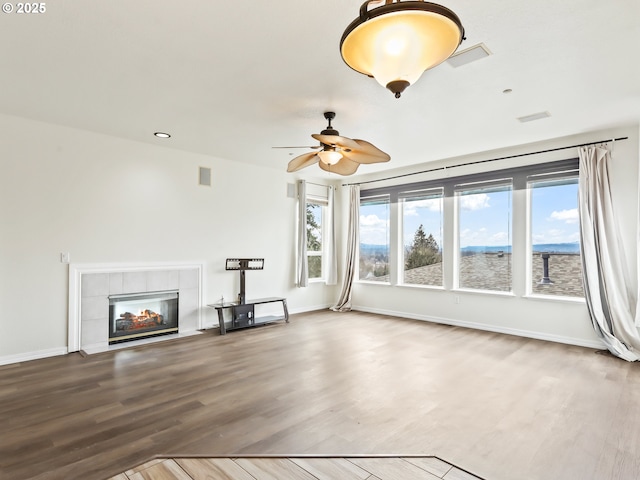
460,243 -> 580,254
360,244 -> 389,256
360,242 -> 580,256
531,243 -> 580,253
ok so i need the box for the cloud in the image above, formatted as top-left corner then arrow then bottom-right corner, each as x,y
533,229 -> 580,244
360,214 -> 389,244
549,208 -> 579,224
459,193 -> 490,211
491,232 -> 509,242
459,228 -> 510,247
360,214 -> 386,227
404,198 -> 442,216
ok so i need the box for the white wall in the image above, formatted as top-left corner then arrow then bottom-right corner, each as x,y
2,113 -> 636,362
0,113 -> 338,362
349,125 -> 640,348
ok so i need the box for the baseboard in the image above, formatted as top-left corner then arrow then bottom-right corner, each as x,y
0,347 -> 68,366
351,305 -> 605,350
82,330 -> 204,355
0,304 -> 333,366
289,303 -> 334,315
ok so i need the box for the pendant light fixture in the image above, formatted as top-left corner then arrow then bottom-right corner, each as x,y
340,0 -> 465,98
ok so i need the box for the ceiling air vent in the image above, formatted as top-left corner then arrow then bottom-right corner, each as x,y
517,111 -> 551,123
447,43 -> 491,68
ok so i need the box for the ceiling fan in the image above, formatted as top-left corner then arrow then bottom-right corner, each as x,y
279,112 -> 390,176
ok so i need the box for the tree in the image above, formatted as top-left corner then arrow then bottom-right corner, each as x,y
405,225 -> 441,270
306,204 -> 321,251
306,203 -> 322,278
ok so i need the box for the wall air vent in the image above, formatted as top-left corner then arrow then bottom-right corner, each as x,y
199,167 -> 212,186
447,43 -> 491,68
517,111 -> 551,123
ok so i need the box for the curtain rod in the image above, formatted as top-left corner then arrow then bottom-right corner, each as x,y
342,136 -> 629,187
300,180 -> 331,188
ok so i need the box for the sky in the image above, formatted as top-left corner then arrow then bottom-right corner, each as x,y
360,181 -> 580,247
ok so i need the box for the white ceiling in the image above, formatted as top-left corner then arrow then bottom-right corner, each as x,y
1,0 -> 639,177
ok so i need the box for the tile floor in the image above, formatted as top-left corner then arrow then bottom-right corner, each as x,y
108,456 -> 485,480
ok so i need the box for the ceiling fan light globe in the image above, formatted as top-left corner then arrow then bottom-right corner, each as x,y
318,150 -> 343,165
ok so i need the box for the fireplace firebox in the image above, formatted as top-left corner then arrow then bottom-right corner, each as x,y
108,291 -> 179,344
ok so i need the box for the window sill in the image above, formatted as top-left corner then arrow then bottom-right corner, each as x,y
397,283 -> 445,291
452,288 -> 516,298
523,294 -> 585,304
356,280 -> 391,286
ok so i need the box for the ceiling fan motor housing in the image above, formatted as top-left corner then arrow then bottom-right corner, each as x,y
320,127 -> 339,137
321,111 -> 339,139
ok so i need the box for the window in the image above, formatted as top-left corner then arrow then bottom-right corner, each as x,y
456,181 -> 512,292
401,189 -> 443,286
357,158 -> 580,301
359,195 -> 390,281
306,200 -> 324,280
528,176 -> 583,297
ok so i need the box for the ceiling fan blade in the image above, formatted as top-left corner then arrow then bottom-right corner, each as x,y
351,139 -> 390,162
311,133 -> 361,151
287,152 -> 320,172
272,145 -> 321,149
318,157 -> 360,176
342,143 -> 391,164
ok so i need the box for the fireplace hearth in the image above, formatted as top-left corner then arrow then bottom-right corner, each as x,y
109,291 -> 179,344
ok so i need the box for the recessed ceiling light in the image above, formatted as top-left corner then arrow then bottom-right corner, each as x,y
154,132 -> 171,138
517,111 -> 551,123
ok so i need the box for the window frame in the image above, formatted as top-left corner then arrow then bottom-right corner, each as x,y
454,179 -> 513,293
399,187 -> 444,288
526,172 -> 583,299
357,158 -> 581,301
306,196 -> 327,282
358,194 -> 391,283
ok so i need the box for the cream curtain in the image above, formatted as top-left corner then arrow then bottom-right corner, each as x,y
326,185 -> 338,285
332,185 -> 360,311
296,180 -> 308,288
578,145 -> 640,361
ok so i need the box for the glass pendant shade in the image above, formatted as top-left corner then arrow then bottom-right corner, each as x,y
340,2 -> 464,97
318,149 -> 343,165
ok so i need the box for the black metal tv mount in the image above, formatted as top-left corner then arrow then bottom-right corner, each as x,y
225,258 -> 264,305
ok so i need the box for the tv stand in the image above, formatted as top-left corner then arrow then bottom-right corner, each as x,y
208,258 -> 288,334
209,297 -> 289,335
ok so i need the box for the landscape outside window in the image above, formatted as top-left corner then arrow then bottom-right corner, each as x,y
356,159 -> 581,300
457,182 -> 512,292
359,196 -> 390,281
529,177 -> 583,297
306,202 -> 323,279
401,190 -> 443,286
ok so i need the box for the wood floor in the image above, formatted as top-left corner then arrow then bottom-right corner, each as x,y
1,310 -> 639,480
109,455 -> 484,479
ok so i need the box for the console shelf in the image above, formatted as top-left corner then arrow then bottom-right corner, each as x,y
208,297 -> 289,335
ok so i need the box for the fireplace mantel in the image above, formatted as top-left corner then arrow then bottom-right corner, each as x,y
68,262 -> 204,354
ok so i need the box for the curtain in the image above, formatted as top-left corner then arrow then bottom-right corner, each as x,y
326,186 -> 338,285
578,145 -> 640,361
332,185 -> 360,311
296,180 -> 308,288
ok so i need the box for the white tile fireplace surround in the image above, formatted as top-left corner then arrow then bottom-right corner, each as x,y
68,262 -> 204,354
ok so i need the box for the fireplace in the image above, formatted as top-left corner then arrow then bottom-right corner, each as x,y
109,291 -> 179,344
